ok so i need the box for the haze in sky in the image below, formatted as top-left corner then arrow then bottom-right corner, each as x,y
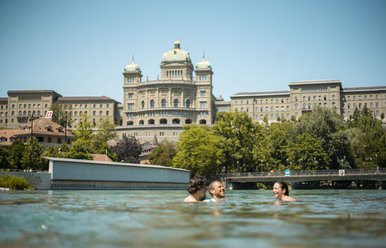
0,0 -> 385,102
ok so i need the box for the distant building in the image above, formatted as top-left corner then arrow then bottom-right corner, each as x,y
57,96 -> 121,128
1,44 -> 385,146
0,117 -> 74,147
231,80 -> 386,124
117,40 -> 216,142
0,90 -> 120,130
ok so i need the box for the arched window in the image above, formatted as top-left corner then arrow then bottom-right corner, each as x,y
199,119 -> 207,124
141,101 -> 145,109
172,118 -> 180,124
185,119 -> 192,124
173,99 -> 179,108
150,99 -> 155,108
139,120 -> 144,125
160,118 -> 167,124
127,121 -> 134,126
148,119 -> 155,124
185,99 -> 190,108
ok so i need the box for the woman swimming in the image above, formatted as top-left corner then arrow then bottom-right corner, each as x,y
273,181 -> 296,202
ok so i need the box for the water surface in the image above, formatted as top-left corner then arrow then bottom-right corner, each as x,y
0,189 -> 385,248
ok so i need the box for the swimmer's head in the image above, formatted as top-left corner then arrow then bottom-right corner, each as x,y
187,176 -> 206,195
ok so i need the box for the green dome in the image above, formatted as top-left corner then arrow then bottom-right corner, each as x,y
161,40 -> 192,65
123,62 -> 141,74
196,59 -> 211,70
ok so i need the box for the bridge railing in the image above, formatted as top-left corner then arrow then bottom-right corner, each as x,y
225,168 -> 385,178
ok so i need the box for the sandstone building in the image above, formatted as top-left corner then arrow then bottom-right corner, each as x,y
1,41 -> 385,145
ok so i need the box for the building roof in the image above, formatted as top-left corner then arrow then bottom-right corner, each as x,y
7,90 -> 62,97
343,86 -> 386,92
161,40 -> 192,65
289,80 -> 341,86
123,62 -> 142,74
91,154 -> 113,162
58,96 -> 119,103
196,58 -> 211,70
0,117 -> 74,146
232,90 -> 290,98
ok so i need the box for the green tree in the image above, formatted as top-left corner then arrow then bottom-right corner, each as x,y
92,118 -> 117,154
8,139 -> 25,169
21,137 -> 46,170
347,106 -> 386,168
296,106 -> 345,168
286,133 -> 330,171
260,121 -> 296,171
0,146 -> 10,169
149,140 -> 176,166
111,136 -> 142,163
51,103 -> 72,127
172,125 -> 225,177
212,112 -> 262,173
67,115 -> 93,159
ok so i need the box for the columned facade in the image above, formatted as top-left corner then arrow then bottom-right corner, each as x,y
119,41 -> 216,142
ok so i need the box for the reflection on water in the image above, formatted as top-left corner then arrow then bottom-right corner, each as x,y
0,190 -> 385,247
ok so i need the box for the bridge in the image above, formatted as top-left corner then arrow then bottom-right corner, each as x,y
223,168 -> 386,189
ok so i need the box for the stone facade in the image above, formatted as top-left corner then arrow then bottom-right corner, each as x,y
1,43 -> 385,143
57,96 -> 120,128
230,80 -> 386,124
118,40 -> 216,142
0,90 -> 120,130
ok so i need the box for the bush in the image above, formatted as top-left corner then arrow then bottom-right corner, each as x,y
256,182 -> 268,190
0,174 -> 34,190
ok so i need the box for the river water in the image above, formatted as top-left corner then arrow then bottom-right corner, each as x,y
0,189 -> 385,248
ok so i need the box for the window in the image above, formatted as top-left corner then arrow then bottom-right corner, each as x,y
161,99 -> 166,108
128,93 -> 133,99
199,101 -> 207,109
173,99 -> 179,108
185,99 -> 190,108
160,118 -> 167,124
150,99 -> 155,108
172,118 -> 180,124
128,103 -> 134,110
141,101 -> 145,109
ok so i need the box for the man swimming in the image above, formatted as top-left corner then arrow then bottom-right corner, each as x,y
184,176 -> 207,203
206,180 -> 225,202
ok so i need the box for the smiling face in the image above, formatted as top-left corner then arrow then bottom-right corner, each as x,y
209,181 -> 225,199
273,182 -> 286,200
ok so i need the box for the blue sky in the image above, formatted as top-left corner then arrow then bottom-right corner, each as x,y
1,0 -> 385,102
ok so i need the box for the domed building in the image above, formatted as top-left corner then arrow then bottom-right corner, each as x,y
118,41 -> 216,142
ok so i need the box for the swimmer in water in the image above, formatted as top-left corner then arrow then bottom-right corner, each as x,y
273,181 -> 295,202
206,180 -> 225,202
184,176 -> 207,203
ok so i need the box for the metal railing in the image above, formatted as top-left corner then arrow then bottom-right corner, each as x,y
224,168 -> 386,178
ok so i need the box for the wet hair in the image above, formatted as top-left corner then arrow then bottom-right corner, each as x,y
187,176 -> 206,194
208,180 -> 221,196
276,181 -> 290,196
